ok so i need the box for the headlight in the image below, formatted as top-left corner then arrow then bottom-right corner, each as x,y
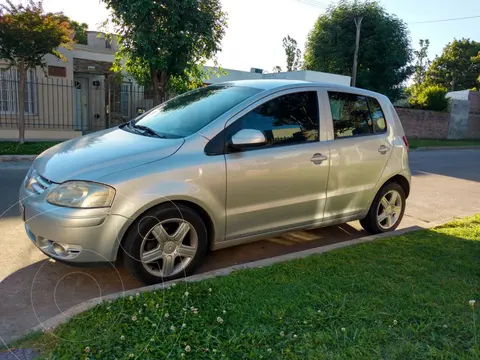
25,168 -> 36,191
47,181 -> 115,208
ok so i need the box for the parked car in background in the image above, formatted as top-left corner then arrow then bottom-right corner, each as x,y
20,80 -> 411,284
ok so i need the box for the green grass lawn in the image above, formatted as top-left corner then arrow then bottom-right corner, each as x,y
409,139 -> 480,149
4,216 -> 480,359
0,141 -> 60,155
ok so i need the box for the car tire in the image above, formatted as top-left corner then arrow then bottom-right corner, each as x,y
122,203 -> 208,285
360,182 -> 406,234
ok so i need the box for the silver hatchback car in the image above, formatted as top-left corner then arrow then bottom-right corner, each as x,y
20,80 -> 411,284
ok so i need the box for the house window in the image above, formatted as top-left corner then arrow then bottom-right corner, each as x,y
47,66 -> 66,78
0,68 -> 36,114
105,39 -> 111,49
121,82 -> 131,118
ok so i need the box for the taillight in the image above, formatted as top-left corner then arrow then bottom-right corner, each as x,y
402,136 -> 409,149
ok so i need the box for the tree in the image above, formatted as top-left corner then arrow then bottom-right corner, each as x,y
0,0 -> 74,143
425,38 -> 480,91
412,39 -> 430,86
304,0 -> 413,101
283,35 -> 302,71
57,15 -> 88,44
103,0 -> 227,105
272,66 -> 282,73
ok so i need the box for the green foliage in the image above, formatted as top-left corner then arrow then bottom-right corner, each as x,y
17,215 -> 480,358
0,0 -> 74,69
57,15 -> 88,44
103,0 -> 227,103
70,21 -> 88,44
283,35 -> 302,71
304,0 -> 413,101
425,38 -> 480,91
412,39 -> 430,86
408,84 -> 448,111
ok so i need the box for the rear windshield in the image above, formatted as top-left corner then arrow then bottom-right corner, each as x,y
133,85 -> 262,138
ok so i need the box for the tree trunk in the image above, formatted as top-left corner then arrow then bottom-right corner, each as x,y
151,68 -> 167,106
18,60 -> 26,144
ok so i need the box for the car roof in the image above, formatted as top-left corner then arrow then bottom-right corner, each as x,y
218,79 -> 387,100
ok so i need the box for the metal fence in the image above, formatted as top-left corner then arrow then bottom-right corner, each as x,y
0,75 -> 157,133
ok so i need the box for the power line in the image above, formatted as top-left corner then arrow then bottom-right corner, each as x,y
409,15 -> 480,24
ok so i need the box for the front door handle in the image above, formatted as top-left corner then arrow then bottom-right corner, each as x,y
378,145 -> 389,154
310,153 -> 328,165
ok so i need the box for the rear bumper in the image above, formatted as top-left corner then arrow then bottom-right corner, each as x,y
20,185 -> 132,263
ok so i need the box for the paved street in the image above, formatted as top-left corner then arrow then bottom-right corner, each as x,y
1,149 -> 480,344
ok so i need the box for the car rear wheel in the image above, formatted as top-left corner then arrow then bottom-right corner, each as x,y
123,204 -> 208,285
360,182 -> 406,234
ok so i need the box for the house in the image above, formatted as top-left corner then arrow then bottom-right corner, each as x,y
0,31 -> 149,141
0,33 -> 351,141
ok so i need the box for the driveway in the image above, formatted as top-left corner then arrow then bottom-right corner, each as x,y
1,149 -> 479,343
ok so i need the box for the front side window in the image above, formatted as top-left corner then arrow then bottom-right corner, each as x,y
133,85 -> 262,138
228,91 -> 319,147
328,92 -> 373,139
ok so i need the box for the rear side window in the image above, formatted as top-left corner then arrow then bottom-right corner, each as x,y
228,91 -> 320,148
328,92 -> 387,139
328,92 -> 372,138
367,97 -> 387,133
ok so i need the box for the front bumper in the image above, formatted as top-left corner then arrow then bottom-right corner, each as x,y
20,180 -> 132,263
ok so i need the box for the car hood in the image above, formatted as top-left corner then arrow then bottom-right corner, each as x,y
34,127 -> 185,183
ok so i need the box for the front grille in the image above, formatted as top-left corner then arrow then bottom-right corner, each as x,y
29,173 -> 54,194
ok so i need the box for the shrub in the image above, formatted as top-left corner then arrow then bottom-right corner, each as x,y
408,84 -> 449,111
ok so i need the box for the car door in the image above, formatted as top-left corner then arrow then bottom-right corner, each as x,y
322,90 -> 392,220
223,88 -> 331,240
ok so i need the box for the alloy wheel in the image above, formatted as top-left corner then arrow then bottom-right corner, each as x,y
140,218 -> 198,277
376,190 -> 402,230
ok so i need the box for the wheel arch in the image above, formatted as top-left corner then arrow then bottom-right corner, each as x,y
115,199 -> 216,263
385,174 -> 410,198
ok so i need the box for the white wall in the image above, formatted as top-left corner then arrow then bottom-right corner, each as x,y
72,48 -> 115,63
204,67 -> 351,86
303,70 -> 351,86
0,129 -> 81,141
205,67 -> 263,84
446,90 -> 470,101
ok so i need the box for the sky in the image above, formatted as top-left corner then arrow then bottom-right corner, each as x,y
8,0 -> 480,72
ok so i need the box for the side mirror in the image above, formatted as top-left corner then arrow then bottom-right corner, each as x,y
230,129 -> 267,149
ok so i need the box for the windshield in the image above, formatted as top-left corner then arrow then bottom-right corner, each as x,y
131,84 -> 262,138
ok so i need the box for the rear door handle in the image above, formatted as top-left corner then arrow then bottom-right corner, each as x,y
310,153 -> 328,165
378,145 -> 389,154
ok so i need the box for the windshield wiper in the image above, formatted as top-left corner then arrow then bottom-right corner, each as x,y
130,122 -> 166,138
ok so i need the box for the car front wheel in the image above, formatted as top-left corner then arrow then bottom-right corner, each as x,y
360,182 -> 406,234
122,204 -> 208,285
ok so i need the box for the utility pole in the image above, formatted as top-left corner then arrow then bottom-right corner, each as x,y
351,15 -> 363,87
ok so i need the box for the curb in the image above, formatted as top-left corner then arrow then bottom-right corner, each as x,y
0,155 -> 36,162
414,145 -> 480,151
28,224 -> 430,337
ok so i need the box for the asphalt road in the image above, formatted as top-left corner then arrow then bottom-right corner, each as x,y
1,149 -> 480,343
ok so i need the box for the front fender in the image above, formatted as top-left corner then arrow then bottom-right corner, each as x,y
103,140 -> 227,247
